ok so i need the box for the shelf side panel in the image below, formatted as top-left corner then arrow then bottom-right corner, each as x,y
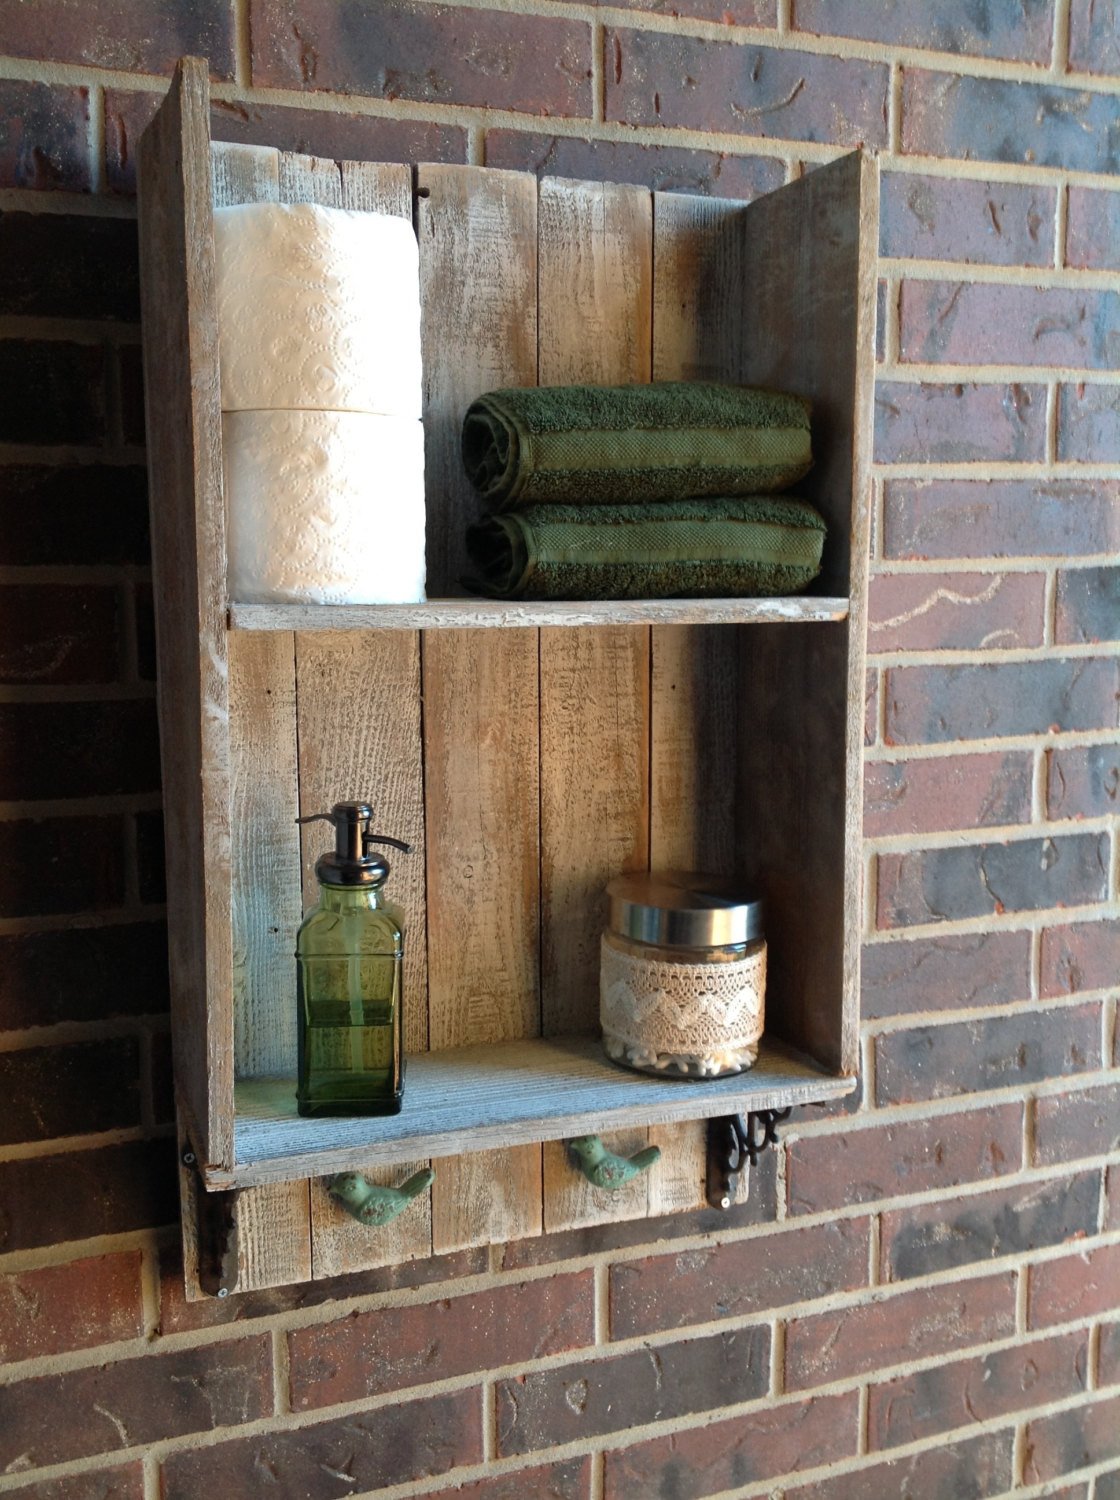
137,58 -> 234,1168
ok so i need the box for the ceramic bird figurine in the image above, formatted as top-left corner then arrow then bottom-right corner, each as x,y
327,1168 -> 434,1226
567,1135 -> 661,1190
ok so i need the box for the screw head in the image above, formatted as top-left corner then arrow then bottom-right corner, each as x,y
216,1286 -> 230,1298
181,1151 -> 196,1166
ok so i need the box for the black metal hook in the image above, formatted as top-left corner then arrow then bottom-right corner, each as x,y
705,1107 -> 793,1210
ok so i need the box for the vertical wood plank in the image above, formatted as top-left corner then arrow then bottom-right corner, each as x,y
309,1164 -> 432,1278
339,159 -> 413,216
236,1182 -> 313,1290
210,141 -> 280,205
278,151 -> 343,205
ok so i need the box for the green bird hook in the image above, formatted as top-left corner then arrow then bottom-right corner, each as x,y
567,1134 -> 661,1190
327,1168 -> 434,1227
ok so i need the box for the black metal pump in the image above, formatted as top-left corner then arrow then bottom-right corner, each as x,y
295,801 -> 412,887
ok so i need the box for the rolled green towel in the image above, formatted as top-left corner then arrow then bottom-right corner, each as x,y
461,382 -> 812,512
463,496 -> 826,601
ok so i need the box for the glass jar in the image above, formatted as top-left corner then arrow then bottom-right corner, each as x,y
599,871 -> 766,1078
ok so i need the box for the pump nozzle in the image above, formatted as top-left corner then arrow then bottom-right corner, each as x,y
296,802 -> 411,887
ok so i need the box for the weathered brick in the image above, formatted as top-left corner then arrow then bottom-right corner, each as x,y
1101,1322 -> 1120,1387
0,81 -> 90,193
251,0 -> 592,116
1,1467 -> 146,1500
781,1431 -> 1017,1499
1108,1165 -> 1120,1231
869,1331 -> 1088,1450
1028,1242 -> 1120,1328
0,1 -> 234,77
0,1039 -> 140,1145
0,214 -> 140,321
1056,566 -> 1120,645
0,1139 -> 178,1255
160,1389 -> 481,1499
0,465 -> 150,567
0,585 -> 122,686
1057,383 -> 1120,463
1025,1391 -> 1120,1483
785,1273 -> 1016,1390
0,921 -> 168,1031
875,1005 -> 1100,1106
874,381 -> 1046,463
603,1391 -> 858,1499
861,930 -> 1032,1019
288,1272 -> 594,1410
865,667 -> 878,746
876,278 -> 888,363
0,701 -> 160,800
485,130 -> 785,200
0,816 -> 127,919
884,658 -> 1120,745
1069,0 -> 1120,75
880,173 -> 1055,267
135,810 -> 166,904
117,343 -> 144,447
422,1458 -> 592,1500
881,1171 -> 1100,1281
1036,1082 -> 1120,1165
0,1253 -> 143,1363
499,1325 -> 768,1454
902,69 -> 1120,176
0,1336 -> 271,1467
864,752 -> 1034,838
1041,920 -> 1120,996
883,477 -> 1120,561
1066,186 -> 1120,271
869,570 -> 1045,652
794,0 -> 1054,61
0,341 -> 105,446
900,281 -> 1120,369
572,0 -> 774,19
1049,745 -> 1120,819
610,1218 -> 869,1338
877,833 -> 1109,929
787,1102 -> 1022,1216
604,32 -> 890,145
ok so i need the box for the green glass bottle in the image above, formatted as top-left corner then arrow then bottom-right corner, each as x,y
295,802 -> 411,1118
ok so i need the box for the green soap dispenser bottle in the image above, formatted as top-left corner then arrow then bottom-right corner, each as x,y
294,802 -> 412,1118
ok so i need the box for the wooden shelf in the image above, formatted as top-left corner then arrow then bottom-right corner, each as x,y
226,1036 -> 855,1189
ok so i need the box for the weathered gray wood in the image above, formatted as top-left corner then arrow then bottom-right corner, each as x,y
137,58 -> 233,1168
339,159 -> 412,215
310,1161 -> 431,1278
279,150 -> 343,205
211,141 -> 280,206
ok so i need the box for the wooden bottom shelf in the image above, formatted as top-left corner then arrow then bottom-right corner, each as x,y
220,1035 -> 856,1189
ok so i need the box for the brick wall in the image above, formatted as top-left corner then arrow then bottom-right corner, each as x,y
0,1 -> 1117,1495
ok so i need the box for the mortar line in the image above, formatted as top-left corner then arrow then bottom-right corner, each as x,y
888,61 -> 903,156
234,0 -> 253,89
1055,180 -> 1070,269
1052,0 -> 1072,73
87,81 -> 105,195
482,1380 -> 498,1463
272,1327 -> 292,1417
590,1448 -> 606,1500
594,1260 -> 610,1345
592,19 -> 606,124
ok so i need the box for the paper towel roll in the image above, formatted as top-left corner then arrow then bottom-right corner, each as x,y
223,409 -> 426,605
214,203 -> 423,420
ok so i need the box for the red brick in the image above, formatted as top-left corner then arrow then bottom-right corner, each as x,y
0,816 -> 127,919
787,1103 -> 1022,1216
104,89 -> 467,196
785,1273 -> 1016,1391
1067,186 -> 1120,271
1,1468 -> 145,1500
423,1459 -> 591,1500
0,1337 -> 272,1467
135,809 -> 166,904
0,81 -> 90,193
117,343 -> 144,447
0,1139 -> 178,1255
1029,1242 -> 1120,1328
869,570 -> 1045,653
876,833 -> 1109,928
1058,383 -> 1120,463
883,477 -> 1120,561
1055,567 -> 1120,646
884,658 -> 1120,746
1036,1082 -> 1120,1166
880,173 -> 1055,267
902,69 -> 1120,177
1049,745 -> 1120,820
0,1253 -> 143,1363
0,1039 -> 141,1145
0,702 -> 160,800
0,213 -> 140,321
0,921 -> 168,1032
160,1389 -> 481,1499
0,465 -> 150,568
874,381 -> 1046,464
610,1219 -> 869,1338
1069,0 -> 1120,75
1041,920 -> 1120,996
875,1005 -> 1100,1106
288,1271 -> 593,1410
881,1171 -> 1100,1282
782,1431 -> 1017,1499
0,585 -> 121,686
861,930 -> 1032,1019
0,1 -> 234,77
604,31 -> 889,144
603,1391 -> 858,1499
485,131 -> 784,200
864,667 -> 878,746
252,0 -> 592,116
1025,1391 -> 1120,1483
1108,1165 -> 1120,1231
794,0 -> 1054,62
0,340 -> 105,446
869,1331 -> 1088,1450
1101,1321 -> 1120,1386
864,751 -> 1034,838
900,281 -> 1120,369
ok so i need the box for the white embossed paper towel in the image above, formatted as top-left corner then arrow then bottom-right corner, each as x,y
213,203 -> 422,419
223,409 -> 426,604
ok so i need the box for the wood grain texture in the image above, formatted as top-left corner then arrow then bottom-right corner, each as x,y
211,141 -> 280,205
278,150 -> 344,206
310,1161 -> 431,1278
339,159 -> 412,215
236,1181 -> 313,1290
417,164 -> 537,596
137,58 -> 233,1168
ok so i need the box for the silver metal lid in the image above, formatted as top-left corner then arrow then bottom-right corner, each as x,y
606,871 -> 763,948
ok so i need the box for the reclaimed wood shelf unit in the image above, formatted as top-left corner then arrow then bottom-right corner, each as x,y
138,58 -> 876,1294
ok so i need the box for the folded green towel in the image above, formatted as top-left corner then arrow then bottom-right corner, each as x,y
461,382 -> 813,512
463,496 -> 826,601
